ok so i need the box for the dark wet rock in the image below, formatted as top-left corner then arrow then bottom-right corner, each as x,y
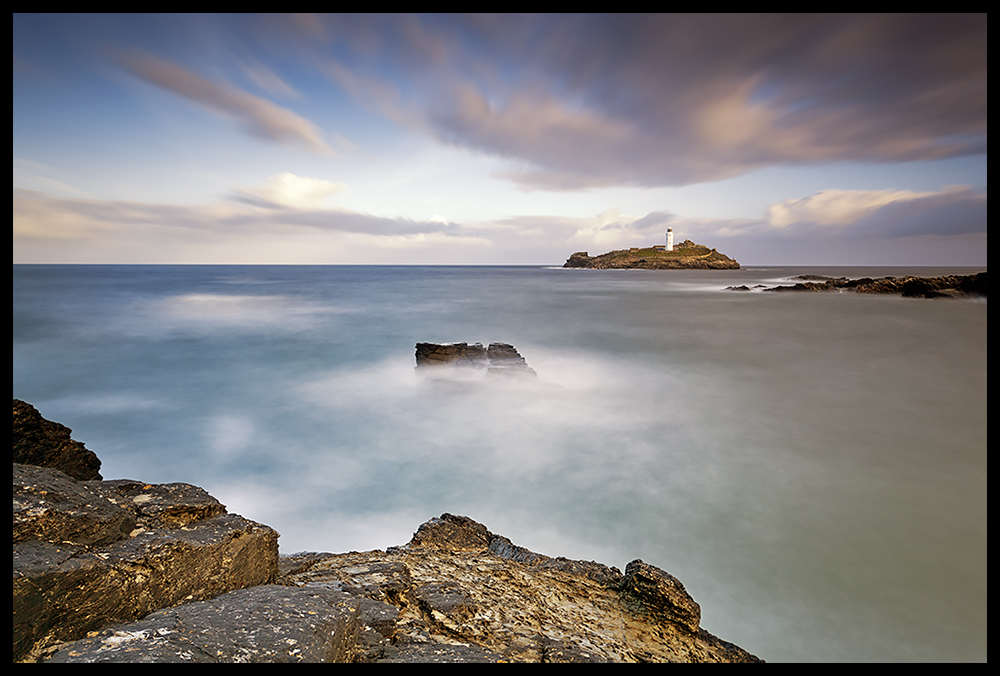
415,341 -> 488,367
378,643 -> 507,663
415,342 -> 536,377
564,251 -> 594,268
13,399 -> 102,480
724,284 -> 769,292
44,585 -> 362,663
620,559 -> 701,633
745,272 -> 988,297
14,463 -> 135,548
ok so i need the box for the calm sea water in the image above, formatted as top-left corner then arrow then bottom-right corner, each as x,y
12,264 -> 987,662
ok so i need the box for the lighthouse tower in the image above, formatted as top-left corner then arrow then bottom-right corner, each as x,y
666,227 -> 674,252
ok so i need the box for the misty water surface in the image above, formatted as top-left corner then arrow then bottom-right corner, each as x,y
13,264 -> 986,662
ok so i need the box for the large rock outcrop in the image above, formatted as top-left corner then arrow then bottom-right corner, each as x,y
564,241 -> 740,270
47,514 -> 761,663
278,514 -> 759,662
13,400 -> 761,663
13,401 -> 280,663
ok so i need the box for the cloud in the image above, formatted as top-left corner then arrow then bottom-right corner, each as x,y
12,188 -> 490,263
12,184 -> 988,266
649,186 -> 988,265
762,186 -> 987,238
306,14 -> 986,190
116,50 -> 333,155
766,189 -> 939,229
234,173 -> 348,209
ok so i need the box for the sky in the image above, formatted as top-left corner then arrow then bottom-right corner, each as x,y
13,14 -> 988,266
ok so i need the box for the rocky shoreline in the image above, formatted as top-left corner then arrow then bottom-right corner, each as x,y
13,399 -> 761,663
564,240 -> 740,270
725,271 -> 987,298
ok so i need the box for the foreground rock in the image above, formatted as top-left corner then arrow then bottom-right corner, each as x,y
564,240 -> 740,270
13,400 -> 760,663
13,406 -> 280,664
278,514 -> 760,662
726,272 -> 988,298
50,514 -> 761,663
44,585 -> 362,663
415,342 -> 536,377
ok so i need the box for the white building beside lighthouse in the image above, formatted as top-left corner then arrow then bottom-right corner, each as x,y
666,227 -> 674,252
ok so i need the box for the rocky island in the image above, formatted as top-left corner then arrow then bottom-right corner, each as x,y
13,398 -> 761,663
564,239 -> 740,270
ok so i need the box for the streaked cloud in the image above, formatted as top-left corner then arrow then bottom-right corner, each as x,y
12,182 -> 987,266
767,189 -> 942,229
762,186 -> 987,236
116,50 -> 334,155
12,14 -> 988,265
309,14 -> 986,190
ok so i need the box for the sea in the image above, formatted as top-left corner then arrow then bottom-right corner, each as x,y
12,264 -> 987,662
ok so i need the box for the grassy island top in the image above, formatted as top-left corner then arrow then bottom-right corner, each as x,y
564,240 -> 740,269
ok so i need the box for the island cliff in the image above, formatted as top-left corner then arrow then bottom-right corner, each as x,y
13,399 -> 761,663
564,240 -> 739,270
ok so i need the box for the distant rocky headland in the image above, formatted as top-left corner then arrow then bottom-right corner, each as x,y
13,398 -> 761,663
564,240 -> 740,270
726,272 -> 988,298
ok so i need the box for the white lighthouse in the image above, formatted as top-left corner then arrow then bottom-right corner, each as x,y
666,227 -> 674,252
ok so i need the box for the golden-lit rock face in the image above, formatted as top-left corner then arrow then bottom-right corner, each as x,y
279,513 -> 762,663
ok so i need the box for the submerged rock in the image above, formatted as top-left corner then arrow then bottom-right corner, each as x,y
415,342 -> 536,377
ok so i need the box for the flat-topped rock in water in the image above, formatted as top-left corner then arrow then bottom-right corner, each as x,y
564,240 -> 739,270
415,342 -> 536,377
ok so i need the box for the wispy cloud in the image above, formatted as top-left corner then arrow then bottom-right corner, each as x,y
762,186 -> 987,237
116,50 -> 334,155
12,187 -> 485,263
